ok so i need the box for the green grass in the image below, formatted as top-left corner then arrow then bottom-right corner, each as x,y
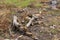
35,3 -> 43,7
0,0 -> 35,8
50,29 -> 59,34
0,0 -> 43,8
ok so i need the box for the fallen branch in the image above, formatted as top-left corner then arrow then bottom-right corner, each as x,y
26,14 -> 38,27
8,15 -> 21,37
13,15 -> 20,26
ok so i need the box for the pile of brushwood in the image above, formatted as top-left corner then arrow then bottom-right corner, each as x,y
0,4 -> 60,40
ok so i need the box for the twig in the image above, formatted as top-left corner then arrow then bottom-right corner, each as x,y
13,15 -> 20,26
15,35 -> 23,40
26,15 -> 38,27
26,17 -> 34,27
8,25 -> 15,37
8,15 -> 20,37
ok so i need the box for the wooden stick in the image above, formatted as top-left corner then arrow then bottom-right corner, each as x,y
26,15 -> 38,27
13,15 -> 20,26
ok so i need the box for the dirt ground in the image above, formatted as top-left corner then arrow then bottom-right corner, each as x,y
0,2 -> 60,40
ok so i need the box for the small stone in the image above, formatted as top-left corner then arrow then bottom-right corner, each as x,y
53,25 -> 56,27
39,11 -> 42,14
50,33 -> 52,35
34,14 -> 40,17
41,27 -> 44,29
41,16 -> 45,19
38,21 -> 43,24
26,17 -> 31,20
34,37 -> 38,40
50,26 -> 55,29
